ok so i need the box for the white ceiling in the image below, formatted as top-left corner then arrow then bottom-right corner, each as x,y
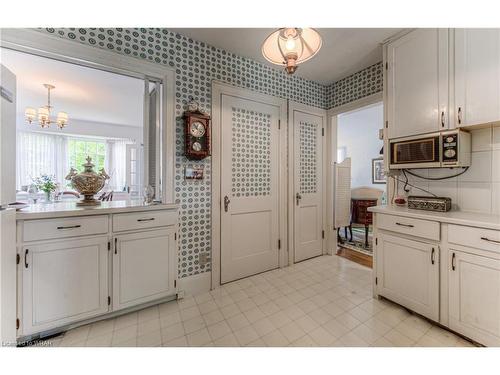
0,48 -> 144,127
171,28 -> 403,84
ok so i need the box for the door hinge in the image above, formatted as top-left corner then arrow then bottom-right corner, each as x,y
375,277 -> 378,285
107,296 -> 111,306
322,128 -> 325,136
174,233 -> 177,241
385,62 -> 388,70
278,239 -> 281,249
174,280 -> 177,288
107,241 -> 111,251
16,254 -> 20,265
322,230 -> 325,239
16,318 -> 20,330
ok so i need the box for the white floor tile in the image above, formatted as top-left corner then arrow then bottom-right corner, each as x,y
49,254 -> 472,348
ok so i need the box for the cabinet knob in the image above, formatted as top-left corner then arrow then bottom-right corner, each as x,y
441,111 -> 445,127
452,252 -> 456,271
431,247 -> 435,265
24,249 -> 29,269
457,107 -> 462,125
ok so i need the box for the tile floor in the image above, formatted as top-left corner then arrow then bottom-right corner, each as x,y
39,255 -> 476,347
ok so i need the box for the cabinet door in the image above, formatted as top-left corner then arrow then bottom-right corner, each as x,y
113,228 -> 176,310
387,29 -> 449,139
377,233 -> 439,321
449,249 -> 500,346
455,29 -> 500,128
22,236 -> 109,335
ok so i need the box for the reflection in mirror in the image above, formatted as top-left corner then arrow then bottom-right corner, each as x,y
2,47 -> 165,204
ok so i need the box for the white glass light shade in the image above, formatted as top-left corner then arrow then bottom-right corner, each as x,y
38,107 -> 50,127
56,111 -> 68,128
25,107 -> 36,123
262,28 -> 322,74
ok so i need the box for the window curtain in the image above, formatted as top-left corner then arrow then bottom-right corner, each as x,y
108,139 -> 132,191
16,132 -> 68,189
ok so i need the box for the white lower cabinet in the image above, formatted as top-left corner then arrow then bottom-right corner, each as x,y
113,228 -> 176,310
448,249 -> 500,346
17,207 -> 178,339
21,236 -> 109,335
377,233 -> 439,322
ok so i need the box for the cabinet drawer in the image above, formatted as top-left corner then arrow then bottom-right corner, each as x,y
377,213 -> 440,241
448,224 -> 500,254
23,215 -> 108,242
112,210 -> 177,232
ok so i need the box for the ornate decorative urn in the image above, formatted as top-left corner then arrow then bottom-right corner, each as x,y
65,156 -> 110,206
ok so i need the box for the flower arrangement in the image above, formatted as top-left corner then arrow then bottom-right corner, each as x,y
32,174 -> 57,202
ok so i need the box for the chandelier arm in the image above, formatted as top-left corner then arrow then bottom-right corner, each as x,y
276,32 -> 287,63
299,35 -> 314,57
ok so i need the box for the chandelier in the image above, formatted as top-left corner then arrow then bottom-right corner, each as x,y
262,28 -> 322,74
25,84 -> 68,129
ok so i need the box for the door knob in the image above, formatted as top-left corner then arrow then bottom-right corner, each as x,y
224,195 -> 230,212
296,192 -> 302,206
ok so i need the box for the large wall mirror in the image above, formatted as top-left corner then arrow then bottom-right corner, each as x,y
0,29 -> 175,204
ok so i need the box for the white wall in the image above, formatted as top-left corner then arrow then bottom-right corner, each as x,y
337,103 -> 384,189
398,125 -> 500,214
16,116 -> 143,142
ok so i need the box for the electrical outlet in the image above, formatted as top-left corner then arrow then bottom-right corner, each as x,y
199,253 -> 210,266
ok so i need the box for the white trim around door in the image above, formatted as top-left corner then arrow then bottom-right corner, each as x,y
0,28 -> 176,204
288,101 -> 328,264
211,81 -> 287,288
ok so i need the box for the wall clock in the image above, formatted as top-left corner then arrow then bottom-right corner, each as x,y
184,102 -> 211,160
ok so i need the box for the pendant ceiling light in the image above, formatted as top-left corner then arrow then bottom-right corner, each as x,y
262,28 -> 322,74
25,83 -> 69,129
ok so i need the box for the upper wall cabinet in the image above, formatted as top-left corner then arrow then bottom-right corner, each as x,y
387,29 -> 449,139
454,29 -> 500,128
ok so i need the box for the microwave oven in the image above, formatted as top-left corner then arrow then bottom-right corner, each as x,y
389,130 -> 471,169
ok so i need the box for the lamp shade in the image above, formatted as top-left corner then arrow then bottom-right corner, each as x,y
25,107 -> 36,123
56,111 -> 68,128
38,107 -> 50,127
262,28 -> 322,72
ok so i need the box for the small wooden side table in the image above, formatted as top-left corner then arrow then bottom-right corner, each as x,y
349,198 -> 378,247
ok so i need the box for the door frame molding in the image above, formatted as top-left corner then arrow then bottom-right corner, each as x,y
0,28 -> 176,203
288,101 -> 328,264
326,92 -> 385,256
211,81 -> 287,288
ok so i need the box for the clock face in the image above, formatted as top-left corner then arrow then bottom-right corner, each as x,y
190,121 -> 206,137
192,141 -> 202,152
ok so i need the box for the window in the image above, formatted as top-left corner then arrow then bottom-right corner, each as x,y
16,131 -> 139,195
67,139 -> 106,173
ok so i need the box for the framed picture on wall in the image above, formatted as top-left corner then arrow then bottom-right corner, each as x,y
372,158 -> 386,184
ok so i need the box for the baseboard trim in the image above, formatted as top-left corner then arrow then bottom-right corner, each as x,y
178,271 -> 212,297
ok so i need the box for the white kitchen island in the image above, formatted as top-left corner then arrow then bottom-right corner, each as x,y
15,201 -> 179,342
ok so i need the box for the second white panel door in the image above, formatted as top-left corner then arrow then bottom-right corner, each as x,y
293,109 -> 324,262
220,94 -> 280,284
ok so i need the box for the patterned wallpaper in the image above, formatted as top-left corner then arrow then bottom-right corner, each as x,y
326,62 -> 383,109
37,28 -> 328,279
36,28 -> 381,280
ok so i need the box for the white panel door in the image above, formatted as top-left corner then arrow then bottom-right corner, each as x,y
113,228 -> 176,310
293,110 -> 324,262
377,233 -> 439,321
220,95 -> 280,283
387,29 -> 449,139
455,29 -> 500,128
449,249 -> 500,346
22,236 -> 109,335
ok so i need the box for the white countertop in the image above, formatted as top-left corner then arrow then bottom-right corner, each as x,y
368,205 -> 500,231
16,201 -> 179,220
